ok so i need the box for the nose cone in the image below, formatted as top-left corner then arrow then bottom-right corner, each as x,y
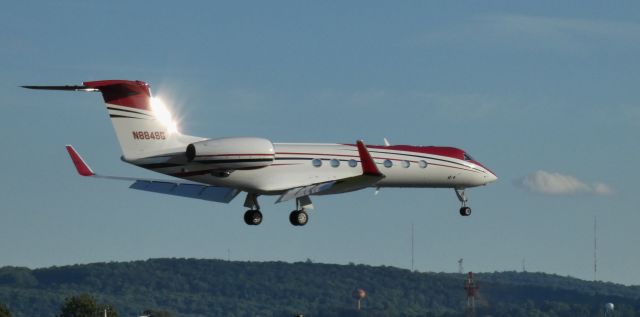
469,159 -> 497,185
485,172 -> 498,184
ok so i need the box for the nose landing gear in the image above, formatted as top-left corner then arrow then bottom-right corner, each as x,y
459,206 -> 472,216
455,188 -> 472,216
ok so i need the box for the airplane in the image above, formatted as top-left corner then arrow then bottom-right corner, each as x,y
23,80 -> 497,226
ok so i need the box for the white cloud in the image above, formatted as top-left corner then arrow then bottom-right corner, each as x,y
520,170 -> 613,196
593,182 -> 614,196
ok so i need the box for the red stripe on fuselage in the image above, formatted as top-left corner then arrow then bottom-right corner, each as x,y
346,144 -> 466,160
195,153 -> 275,157
276,149 -> 480,173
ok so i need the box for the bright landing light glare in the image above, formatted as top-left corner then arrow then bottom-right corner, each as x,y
150,97 -> 179,134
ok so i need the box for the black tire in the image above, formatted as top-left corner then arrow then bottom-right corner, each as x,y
289,210 -> 309,226
289,210 -> 300,226
251,210 -> 263,225
244,210 -> 263,225
459,207 -> 472,216
244,210 -> 253,225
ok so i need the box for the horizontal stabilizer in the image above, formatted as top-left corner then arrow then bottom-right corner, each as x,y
130,181 -> 241,204
65,145 -> 240,204
22,85 -> 98,92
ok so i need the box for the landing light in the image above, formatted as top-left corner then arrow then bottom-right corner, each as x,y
150,97 -> 179,134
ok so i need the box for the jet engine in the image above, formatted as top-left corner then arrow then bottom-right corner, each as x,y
186,137 -> 275,170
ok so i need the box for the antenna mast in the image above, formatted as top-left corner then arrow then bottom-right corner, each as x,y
411,223 -> 415,271
594,216 -> 598,281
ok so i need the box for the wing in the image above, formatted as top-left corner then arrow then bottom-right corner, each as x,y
275,181 -> 337,203
65,145 -> 240,204
275,140 -> 385,203
129,180 -> 240,203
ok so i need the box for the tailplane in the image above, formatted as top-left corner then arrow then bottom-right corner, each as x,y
25,80 -> 203,160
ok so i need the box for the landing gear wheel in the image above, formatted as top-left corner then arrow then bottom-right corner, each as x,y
289,210 -> 309,226
244,209 -> 263,225
459,207 -> 472,216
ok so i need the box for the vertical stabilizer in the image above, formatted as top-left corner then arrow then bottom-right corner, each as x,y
83,80 -> 201,160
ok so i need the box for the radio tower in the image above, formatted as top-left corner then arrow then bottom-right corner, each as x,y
411,223 -> 414,271
458,258 -> 464,274
464,272 -> 479,317
594,216 -> 598,281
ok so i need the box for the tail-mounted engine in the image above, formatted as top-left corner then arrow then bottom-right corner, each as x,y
186,137 -> 275,170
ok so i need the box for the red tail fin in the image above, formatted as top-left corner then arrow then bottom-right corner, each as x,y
83,80 -> 151,110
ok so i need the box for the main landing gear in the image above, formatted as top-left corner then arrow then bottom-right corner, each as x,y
243,193 -> 263,225
289,210 -> 309,226
243,193 -> 313,226
289,196 -> 312,226
455,188 -> 472,216
244,209 -> 263,225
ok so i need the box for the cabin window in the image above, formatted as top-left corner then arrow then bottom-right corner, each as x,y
348,159 -> 358,167
383,159 -> 393,168
312,159 -> 322,167
330,159 -> 340,167
419,160 -> 428,168
402,161 -> 410,168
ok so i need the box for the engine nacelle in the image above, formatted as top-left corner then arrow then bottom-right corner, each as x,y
186,137 -> 275,170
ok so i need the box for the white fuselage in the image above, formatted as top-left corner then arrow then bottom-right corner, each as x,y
133,143 -> 497,195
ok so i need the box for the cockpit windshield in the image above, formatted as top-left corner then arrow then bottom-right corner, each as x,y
463,153 -> 474,161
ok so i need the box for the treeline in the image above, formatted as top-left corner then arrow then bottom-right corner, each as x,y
0,258 -> 639,316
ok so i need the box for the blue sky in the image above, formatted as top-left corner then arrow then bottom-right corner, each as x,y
1,1 -> 639,285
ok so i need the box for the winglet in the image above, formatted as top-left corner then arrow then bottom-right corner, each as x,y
356,140 -> 383,176
65,145 -> 95,176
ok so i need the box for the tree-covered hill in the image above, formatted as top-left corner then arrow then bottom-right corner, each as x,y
0,258 -> 638,316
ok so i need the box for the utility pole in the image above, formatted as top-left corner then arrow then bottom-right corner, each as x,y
594,216 -> 598,281
411,223 -> 415,271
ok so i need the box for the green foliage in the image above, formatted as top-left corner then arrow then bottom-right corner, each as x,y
57,293 -> 117,317
0,268 -> 37,287
142,309 -> 174,317
0,303 -> 11,317
0,259 -> 637,317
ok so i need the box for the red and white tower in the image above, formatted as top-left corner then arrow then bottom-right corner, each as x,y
464,272 -> 479,317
